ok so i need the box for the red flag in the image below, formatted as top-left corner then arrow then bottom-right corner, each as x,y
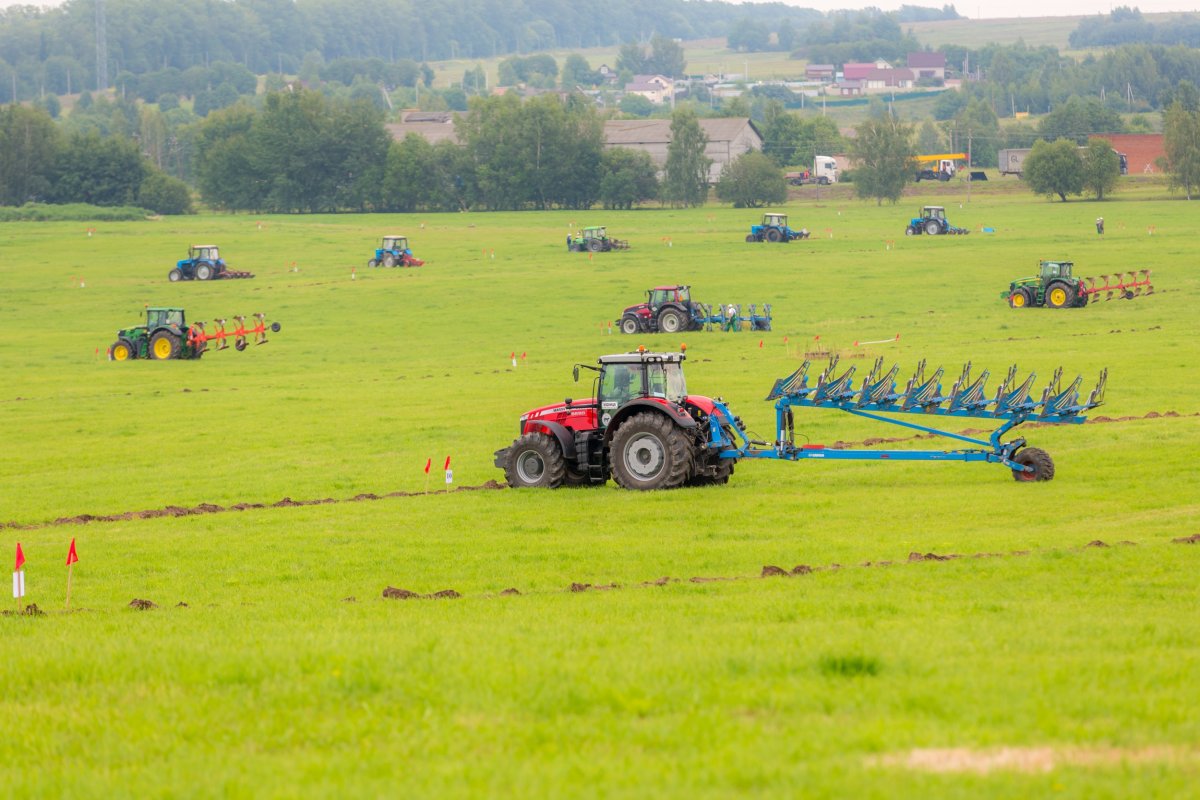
66,538 -> 78,566
14,543 -> 24,572
521,351 -> 526,360
444,456 -> 451,470
814,335 -> 820,341
758,339 -> 763,348
424,458 -> 432,474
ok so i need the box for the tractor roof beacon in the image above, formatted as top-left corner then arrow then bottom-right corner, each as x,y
495,351 -> 1107,490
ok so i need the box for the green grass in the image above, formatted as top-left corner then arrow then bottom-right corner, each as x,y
2,176 -> 1199,796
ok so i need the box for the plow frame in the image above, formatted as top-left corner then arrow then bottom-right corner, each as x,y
700,358 -> 1105,478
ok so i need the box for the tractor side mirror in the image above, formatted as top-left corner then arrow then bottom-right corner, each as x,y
573,365 -> 580,382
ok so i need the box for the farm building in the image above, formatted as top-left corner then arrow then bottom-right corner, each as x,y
602,117 -> 764,183
907,52 -> 947,81
385,109 -> 460,146
1089,133 -> 1166,174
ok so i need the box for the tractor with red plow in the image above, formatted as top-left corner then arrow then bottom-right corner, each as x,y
108,307 -> 281,361
494,349 -> 1105,489
1005,260 -> 1153,308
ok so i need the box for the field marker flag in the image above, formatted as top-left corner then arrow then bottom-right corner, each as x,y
423,457 -> 433,494
511,351 -> 517,368
66,538 -> 78,609
444,456 -> 453,486
13,542 -> 25,607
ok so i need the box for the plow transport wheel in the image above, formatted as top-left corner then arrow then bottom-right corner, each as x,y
503,433 -> 566,488
1012,447 -> 1055,482
611,412 -> 691,490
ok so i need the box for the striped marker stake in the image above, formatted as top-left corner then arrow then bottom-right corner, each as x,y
65,538 -> 78,610
854,333 -> 901,347
511,351 -> 517,368
13,542 -> 25,612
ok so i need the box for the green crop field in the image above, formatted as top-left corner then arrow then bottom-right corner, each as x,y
2,178 -> 1199,797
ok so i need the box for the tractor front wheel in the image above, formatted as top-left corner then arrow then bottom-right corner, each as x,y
149,331 -> 181,360
367,259 -> 378,268
658,308 -> 686,334
620,316 -> 640,335
109,339 -> 136,361
1011,447 -> 1055,482
502,433 -> 566,488
168,269 -> 183,282
1045,281 -> 1074,309
745,234 -> 757,243
1009,288 -> 1033,308
611,412 -> 691,491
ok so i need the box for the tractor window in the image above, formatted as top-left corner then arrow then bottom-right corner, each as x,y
646,362 -> 687,403
650,290 -> 670,305
165,310 -> 183,327
205,248 -> 219,260
148,310 -> 166,327
1044,263 -> 1060,278
600,364 -> 642,407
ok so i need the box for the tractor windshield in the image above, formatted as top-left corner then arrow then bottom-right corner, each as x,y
764,214 -> 786,226
585,227 -> 606,238
383,237 -> 407,251
646,362 -> 687,403
649,287 -> 686,305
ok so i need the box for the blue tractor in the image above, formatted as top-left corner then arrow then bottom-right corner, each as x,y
746,212 -> 809,243
368,235 -> 423,267
168,245 -> 254,281
905,206 -> 970,236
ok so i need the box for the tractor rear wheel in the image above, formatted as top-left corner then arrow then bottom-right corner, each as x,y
168,269 -> 183,282
611,412 -> 691,491
1011,447 -> 1054,482
1009,288 -> 1033,308
195,263 -> 215,281
383,253 -> 397,267
1045,281 -> 1074,309
502,433 -> 566,488
109,339 -> 136,361
765,228 -> 783,243
620,315 -> 640,335
924,220 -> 942,235
658,308 -> 686,334
149,331 -> 181,360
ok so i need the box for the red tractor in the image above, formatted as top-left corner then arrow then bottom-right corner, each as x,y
493,350 -> 737,490
617,285 -> 705,335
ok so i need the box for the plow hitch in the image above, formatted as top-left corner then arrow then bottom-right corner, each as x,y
747,357 -> 1107,481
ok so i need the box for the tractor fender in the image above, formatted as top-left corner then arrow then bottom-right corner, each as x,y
604,399 -> 697,444
522,419 -> 577,463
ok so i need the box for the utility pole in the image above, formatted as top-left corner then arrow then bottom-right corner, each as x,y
966,130 -> 972,204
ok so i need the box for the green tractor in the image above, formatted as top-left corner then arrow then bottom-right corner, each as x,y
1004,261 -> 1091,309
568,226 -> 630,253
109,307 -> 207,361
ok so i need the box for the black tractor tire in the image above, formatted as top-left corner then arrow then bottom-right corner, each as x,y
235,338 -> 248,352
924,220 -> 942,236
765,228 -> 783,243
195,263 -> 215,281
658,308 -> 686,334
1009,287 -> 1034,309
383,253 -> 397,267
502,433 -> 566,488
1123,290 -> 1134,300
149,330 -> 181,360
587,238 -> 603,253
1011,447 -> 1055,482
109,338 -> 137,361
905,226 -> 915,236
745,234 -> 757,243
271,322 -> 282,332
562,462 -> 592,487
1045,281 -> 1075,309
1077,291 -> 1090,307
611,412 -> 692,490
168,268 -> 184,282
620,315 -> 641,335
367,259 -> 378,268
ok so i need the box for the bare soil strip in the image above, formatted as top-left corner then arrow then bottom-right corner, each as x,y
869,745 -> 1196,774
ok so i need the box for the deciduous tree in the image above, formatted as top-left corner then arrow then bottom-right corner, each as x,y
715,151 -> 786,208
1081,137 -> 1121,199
850,111 -> 914,205
1023,138 -> 1084,201
660,107 -> 710,207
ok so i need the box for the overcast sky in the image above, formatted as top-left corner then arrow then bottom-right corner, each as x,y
1,0 -> 1197,17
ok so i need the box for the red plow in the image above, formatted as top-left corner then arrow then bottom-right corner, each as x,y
1080,270 -> 1154,302
187,313 -> 281,353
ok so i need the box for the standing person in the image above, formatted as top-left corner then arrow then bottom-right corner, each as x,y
1096,217 -> 1105,235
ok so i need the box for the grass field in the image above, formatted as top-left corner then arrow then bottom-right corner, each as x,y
2,177 -> 1199,796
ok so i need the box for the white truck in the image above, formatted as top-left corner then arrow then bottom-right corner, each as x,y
787,155 -> 839,186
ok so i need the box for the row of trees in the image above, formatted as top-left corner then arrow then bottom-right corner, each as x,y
0,105 -> 191,213
192,91 -> 715,213
1069,6 -> 1200,48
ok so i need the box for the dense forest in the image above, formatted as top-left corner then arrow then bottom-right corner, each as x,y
1069,6 -> 1200,48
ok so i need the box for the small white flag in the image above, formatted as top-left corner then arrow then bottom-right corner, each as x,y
13,570 -> 25,599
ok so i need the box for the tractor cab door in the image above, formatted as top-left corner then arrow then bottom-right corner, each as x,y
763,214 -> 786,228
598,363 -> 644,426
648,288 -> 673,310
1041,262 -> 1063,280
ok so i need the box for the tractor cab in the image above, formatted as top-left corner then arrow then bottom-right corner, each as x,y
921,206 -> 946,221
648,285 -> 691,307
762,213 -> 788,228
189,245 -> 220,262
381,235 -> 410,253
583,226 -> 607,239
1040,260 -> 1074,280
597,352 -> 688,412
147,307 -> 186,330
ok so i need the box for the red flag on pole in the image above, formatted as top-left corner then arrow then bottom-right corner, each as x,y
66,539 -> 78,566
424,458 -> 432,474
14,543 -> 24,572
444,456 -> 451,470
